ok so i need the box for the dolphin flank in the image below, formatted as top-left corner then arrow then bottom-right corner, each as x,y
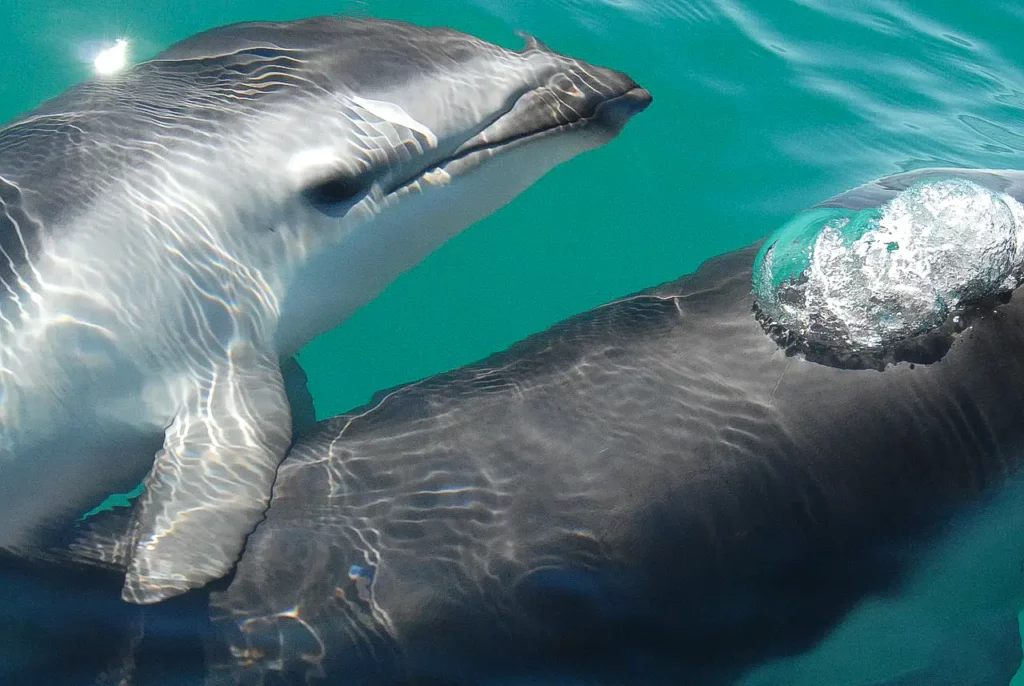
0,16 -> 651,604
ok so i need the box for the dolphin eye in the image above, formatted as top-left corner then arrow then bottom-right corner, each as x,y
302,172 -> 370,215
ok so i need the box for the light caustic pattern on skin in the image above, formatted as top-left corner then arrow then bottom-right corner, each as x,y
0,16 -> 649,604
754,177 -> 1024,352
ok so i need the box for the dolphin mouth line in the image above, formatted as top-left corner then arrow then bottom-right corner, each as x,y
388,86 -> 651,194
446,86 -> 652,162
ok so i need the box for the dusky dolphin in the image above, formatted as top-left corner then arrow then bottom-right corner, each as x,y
27,168 -> 1024,685
0,16 -> 651,604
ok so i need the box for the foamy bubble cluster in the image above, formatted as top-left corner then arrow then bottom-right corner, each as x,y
754,177 -> 1024,354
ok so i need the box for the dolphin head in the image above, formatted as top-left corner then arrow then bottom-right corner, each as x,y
155,17 -> 650,205
0,16 -> 649,356
144,16 -> 651,352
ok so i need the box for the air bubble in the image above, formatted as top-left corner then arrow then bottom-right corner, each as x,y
753,177 -> 1024,355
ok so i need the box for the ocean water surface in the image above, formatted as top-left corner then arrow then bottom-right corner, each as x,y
2,0 -> 1024,683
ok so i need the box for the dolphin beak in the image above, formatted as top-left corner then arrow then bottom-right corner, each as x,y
449,64 -> 651,160
513,30 -> 652,125
385,48 -> 651,195
593,85 -> 653,131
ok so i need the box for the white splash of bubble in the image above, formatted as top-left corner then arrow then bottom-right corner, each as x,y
762,177 -> 1024,351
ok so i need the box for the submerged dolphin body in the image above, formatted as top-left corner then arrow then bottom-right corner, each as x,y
0,16 -> 651,603
35,169 -> 1024,684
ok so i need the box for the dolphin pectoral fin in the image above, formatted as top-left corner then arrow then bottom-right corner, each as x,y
122,344 -> 292,604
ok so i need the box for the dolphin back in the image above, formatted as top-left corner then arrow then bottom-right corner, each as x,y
209,238 -> 1024,683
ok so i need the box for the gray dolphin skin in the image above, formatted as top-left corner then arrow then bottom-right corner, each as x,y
50,168 -> 1024,684
0,16 -> 651,603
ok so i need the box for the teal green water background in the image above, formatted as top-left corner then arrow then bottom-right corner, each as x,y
3,0 -> 1024,683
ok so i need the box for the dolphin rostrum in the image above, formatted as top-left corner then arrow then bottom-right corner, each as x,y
32,168 -> 1024,684
0,16 -> 651,604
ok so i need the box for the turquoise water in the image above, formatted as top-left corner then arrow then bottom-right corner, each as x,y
3,0 -> 1024,683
